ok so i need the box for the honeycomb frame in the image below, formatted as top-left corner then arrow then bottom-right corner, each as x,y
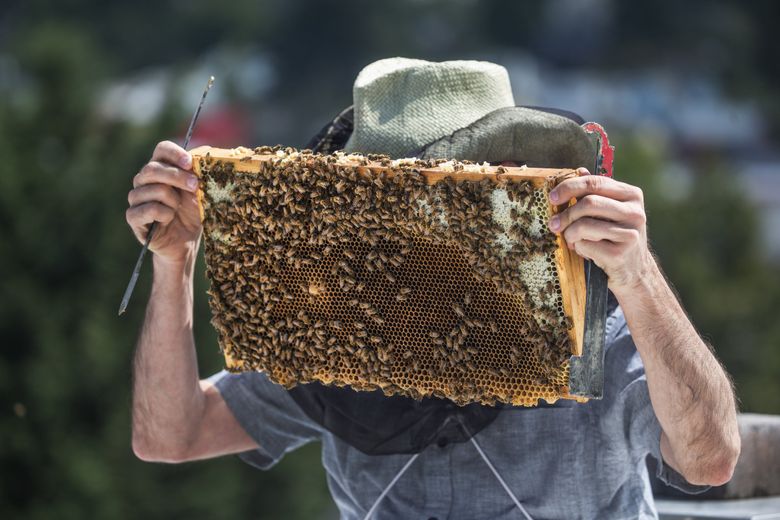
191,145 -> 586,406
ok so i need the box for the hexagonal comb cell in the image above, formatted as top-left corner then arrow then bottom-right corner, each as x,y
191,145 -> 586,407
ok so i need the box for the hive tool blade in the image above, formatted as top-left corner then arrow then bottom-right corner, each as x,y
568,122 -> 614,399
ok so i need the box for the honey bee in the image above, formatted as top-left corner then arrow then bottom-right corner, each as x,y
452,303 -> 465,318
539,282 -> 556,301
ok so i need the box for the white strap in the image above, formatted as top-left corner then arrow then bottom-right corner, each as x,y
363,420 -> 534,520
362,453 -> 420,520
469,435 -> 534,520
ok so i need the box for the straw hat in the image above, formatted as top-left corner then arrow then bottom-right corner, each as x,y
343,57 -> 515,158
333,57 -> 594,169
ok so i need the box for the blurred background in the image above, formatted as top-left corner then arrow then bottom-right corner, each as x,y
1,0 -> 778,518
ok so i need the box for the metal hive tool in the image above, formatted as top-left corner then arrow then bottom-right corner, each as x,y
191,146 -> 589,406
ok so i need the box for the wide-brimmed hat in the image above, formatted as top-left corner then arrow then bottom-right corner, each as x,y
311,57 -> 595,169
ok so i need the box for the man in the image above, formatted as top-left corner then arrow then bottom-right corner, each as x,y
126,58 -> 740,519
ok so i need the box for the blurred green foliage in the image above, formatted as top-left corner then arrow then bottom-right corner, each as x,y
616,139 -> 780,413
1,1 -> 778,518
0,20 -> 334,520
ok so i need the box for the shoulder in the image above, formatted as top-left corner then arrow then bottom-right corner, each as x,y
207,370 -> 324,469
209,370 -> 318,428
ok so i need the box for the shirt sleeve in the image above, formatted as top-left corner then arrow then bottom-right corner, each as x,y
206,370 -> 323,470
599,306 -> 711,495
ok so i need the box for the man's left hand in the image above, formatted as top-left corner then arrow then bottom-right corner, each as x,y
547,167 -> 655,293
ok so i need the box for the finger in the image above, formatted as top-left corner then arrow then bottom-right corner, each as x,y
549,174 -> 641,204
152,140 -> 192,170
128,183 -> 182,210
550,194 -> 640,233
134,161 -> 199,192
572,239 -> 621,264
562,217 -> 639,245
126,202 -> 176,230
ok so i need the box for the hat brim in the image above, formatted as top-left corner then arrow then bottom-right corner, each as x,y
308,105 -> 595,171
416,106 -> 595,169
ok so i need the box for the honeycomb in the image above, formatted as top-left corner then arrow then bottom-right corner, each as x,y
191,145 -> 586,406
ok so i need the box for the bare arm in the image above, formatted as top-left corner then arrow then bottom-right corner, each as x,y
127,141 -> 257,463
612,258 -> 739,485
550,170 -> 740,486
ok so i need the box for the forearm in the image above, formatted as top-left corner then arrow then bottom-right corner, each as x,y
131,247 -> 205,460
549,172 -> 740,485
611,258 -> 740,485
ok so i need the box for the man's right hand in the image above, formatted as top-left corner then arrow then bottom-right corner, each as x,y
128,141 -> 258,463
126,140 -> 202,264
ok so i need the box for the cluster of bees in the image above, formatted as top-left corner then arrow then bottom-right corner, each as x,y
198,146 -> 576,406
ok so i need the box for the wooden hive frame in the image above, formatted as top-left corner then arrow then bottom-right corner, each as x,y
191,145 -> 587,406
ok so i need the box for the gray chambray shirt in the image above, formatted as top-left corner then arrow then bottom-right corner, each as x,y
209,306 -> 708,519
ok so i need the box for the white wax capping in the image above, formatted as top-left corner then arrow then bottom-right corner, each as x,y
209,229 -> 233,244
228,146 -> 252,156
461,161 -> 490,173
438,160 -> 455,172
390,157 -> 418,167
206,178 -> 236,203
490,188 -> 523,253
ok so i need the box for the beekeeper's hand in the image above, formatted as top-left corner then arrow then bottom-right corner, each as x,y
126,141 -> 202,265
547,168 -> 652,294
